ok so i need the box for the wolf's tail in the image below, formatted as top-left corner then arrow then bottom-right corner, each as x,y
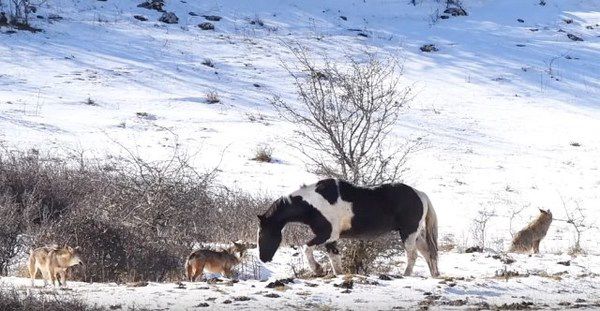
185,252 -> 197,282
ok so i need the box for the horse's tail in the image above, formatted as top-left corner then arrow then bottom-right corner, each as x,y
424,194 -> 439,276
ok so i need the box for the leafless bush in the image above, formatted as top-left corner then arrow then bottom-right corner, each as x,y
0,288 -> 104,311
558,199 -> 597,255
272,45 -> 415,185
5,0 -> 45,30
205,91 -> 220,104
0,147 -> 270,282
470,207 -> 496,250
0,195 -> 23,276
340,233 -> 402,275
251,144 -> 273,163
272,45 -> 415,274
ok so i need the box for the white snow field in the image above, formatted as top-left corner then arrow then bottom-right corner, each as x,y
1,0 -> 600,309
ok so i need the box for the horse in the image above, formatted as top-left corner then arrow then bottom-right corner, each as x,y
257,178 -> 439,277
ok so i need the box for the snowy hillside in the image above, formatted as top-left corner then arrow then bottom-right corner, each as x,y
1,0 -> 600,309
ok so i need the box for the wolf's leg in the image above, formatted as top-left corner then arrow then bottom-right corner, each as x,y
59,271 -> 67,287
533,240 -> 541,254
28,258 -> 37,287
403,233 -> 418,276
40,267 -> 50,287
325,242 -> 342,275
49,267 -> 58,287
193,261 -> 205,282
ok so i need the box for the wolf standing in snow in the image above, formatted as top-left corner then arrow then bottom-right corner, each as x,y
185,241 -> 247,281
28,245 -> 84,287
509,209 -> 553,254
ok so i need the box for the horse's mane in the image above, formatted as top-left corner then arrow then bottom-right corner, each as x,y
262,196 -> 290,219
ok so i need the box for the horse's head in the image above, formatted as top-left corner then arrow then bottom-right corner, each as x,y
257,198 -> 289,262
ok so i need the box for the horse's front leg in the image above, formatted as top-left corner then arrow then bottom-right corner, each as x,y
304,236 -> 328,276
325,241 -> 343,275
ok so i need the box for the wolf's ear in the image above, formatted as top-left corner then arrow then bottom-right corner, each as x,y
257,215 -> 265,223
538,208 -> 546,213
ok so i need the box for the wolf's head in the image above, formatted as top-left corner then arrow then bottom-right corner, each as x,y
228,241 -> 248,259
538,208 -> 552,219
63,246 -> 84,267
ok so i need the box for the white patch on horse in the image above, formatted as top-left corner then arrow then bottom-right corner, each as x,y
413,188 -> 429,236
290,181 -> 354,243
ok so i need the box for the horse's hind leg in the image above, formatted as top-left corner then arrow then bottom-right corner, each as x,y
403,233 -> 418,276
416,236 -> 439,277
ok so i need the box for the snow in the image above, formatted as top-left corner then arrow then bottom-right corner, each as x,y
2,247 -> 600,309
1,0 -> 600,308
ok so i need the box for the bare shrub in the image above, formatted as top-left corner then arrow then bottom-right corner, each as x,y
0,195 -> 23,276
470,207 -> 496,250
272,45 -> 415,274
0,288 -> 104,311
558,199 -> 597,255
272,46 -> 415,185
205,91 -> 220,104
252,144 -> 273,163
0,147 -> 270,282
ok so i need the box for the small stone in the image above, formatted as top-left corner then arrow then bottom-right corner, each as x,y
517,18 -> 525,23
378,274 -> 392,281
198,22 -> 215,30
420,44 -> 439,52
567,33 -> 583,41
159,12 -> 179,24
340,16 -> 347,21
440,15 -> 450,20
444,7 -> 467,17
134,15 -> 148,21
557,260 -> 571,266
137,0 -> 164,12
203,15 -> 222,22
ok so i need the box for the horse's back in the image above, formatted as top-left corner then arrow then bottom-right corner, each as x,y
339,181 -> 425,241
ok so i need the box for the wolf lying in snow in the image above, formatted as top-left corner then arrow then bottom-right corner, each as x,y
28,245 -> 84,287
185,241 -> 247,281
510,209 -> 553,254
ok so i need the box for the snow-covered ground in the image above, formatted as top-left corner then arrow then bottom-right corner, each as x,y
2,248 -> 600,310
1,0 -> 600,308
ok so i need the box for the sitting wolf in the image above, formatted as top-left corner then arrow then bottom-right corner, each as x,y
509,209 -> 553,254
185,241 -> 247,281
28,245 -> 83,287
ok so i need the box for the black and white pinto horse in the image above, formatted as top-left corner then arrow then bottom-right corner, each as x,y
257,178 -> 439,277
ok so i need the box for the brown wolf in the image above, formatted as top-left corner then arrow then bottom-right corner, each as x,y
28,245 -> 83,287
185,241 -> 247,281
509,209 -> 553,254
